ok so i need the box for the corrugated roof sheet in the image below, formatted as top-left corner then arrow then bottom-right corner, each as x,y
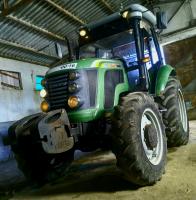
0,0 -> 182,66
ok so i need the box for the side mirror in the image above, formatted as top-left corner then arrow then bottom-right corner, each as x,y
156,11 -> 167,29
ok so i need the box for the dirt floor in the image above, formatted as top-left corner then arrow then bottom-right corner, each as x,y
1,121 -> 196,200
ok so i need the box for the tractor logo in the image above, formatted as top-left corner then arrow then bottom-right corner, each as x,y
60,63 -> 77,70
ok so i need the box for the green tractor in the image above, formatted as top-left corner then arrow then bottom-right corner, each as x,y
9,4 -> 189,186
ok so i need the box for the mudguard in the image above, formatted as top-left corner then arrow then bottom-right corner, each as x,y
155,65 -> 176,96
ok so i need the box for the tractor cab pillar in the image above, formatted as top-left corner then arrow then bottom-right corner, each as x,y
132,17 -> 149,91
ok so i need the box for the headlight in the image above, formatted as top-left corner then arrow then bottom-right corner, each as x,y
40,101 -> 50,112
68,96 -> 80,109
40,89 -> 47,98
68,83 -> 79,93
41,79 -> 47,86
69,71 -> 79,80
122,10 -> 129,18
79,29 -> 87,37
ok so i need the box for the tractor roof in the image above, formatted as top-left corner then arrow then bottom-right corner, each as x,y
79,4 -> 156,46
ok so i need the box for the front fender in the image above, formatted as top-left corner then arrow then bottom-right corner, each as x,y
155,65 -> 176,96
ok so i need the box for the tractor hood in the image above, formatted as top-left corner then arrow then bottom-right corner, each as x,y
46,58 -> 123,76
42,57 -> 129,123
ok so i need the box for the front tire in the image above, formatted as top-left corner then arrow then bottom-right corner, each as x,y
160,77 -> 189,147
111,92 -> 167,186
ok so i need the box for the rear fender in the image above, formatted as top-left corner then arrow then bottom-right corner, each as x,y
155,65 -> 176,96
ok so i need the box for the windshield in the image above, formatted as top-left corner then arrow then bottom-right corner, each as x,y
79,28 -> 159,71
79,30 -> 136,63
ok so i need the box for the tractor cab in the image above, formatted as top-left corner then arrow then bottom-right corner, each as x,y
78,27 -> 160,89
77,4 -> 165,91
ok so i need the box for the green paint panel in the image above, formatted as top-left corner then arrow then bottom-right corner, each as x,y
44,58 -> 176,122
155,65 -> 175,96
46,58 -> 123,78
68,108 -> 100,123
46,58 -> 130,123
68,67 -> 129,123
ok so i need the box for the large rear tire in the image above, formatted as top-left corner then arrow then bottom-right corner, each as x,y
160,77 -> 189,147
111,92 -> 167,186
9,113 -> 74,184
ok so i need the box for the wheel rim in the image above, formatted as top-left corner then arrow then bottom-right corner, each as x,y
178,89 -> 188,132
141,108 -> 163,165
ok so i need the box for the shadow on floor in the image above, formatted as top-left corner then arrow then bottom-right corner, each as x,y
20,166 -> 139,198
0,148 -> 183,197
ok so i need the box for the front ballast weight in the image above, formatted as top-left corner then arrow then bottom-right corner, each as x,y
8,110 -> 74,183
38,109 -> 74,154
9,109 -> 74,155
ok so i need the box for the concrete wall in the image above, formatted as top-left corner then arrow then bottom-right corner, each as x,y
0,57 -> 48,122
0,57 -> 48,162
161,1 -> 193,35
191,0 -> 196,19
159,0 -> 196,45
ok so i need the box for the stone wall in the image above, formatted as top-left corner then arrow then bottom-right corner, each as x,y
163,36 -> 196,120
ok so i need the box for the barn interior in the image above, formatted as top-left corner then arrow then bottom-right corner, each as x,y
0,0 -> 195,200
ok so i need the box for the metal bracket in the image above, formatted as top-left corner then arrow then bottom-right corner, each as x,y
159,109 -> 167,112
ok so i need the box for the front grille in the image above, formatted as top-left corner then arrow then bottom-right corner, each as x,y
86,70 -> 97,107
45,69 -> 98,111
104,70 -> 124,109
46,73 -> 68,110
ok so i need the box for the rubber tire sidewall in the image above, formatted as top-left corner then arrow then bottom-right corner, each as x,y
161,77 -> 189,147
111,92 -> 167,186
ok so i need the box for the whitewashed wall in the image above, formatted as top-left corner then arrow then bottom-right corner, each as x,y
0,57 -> 48,122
